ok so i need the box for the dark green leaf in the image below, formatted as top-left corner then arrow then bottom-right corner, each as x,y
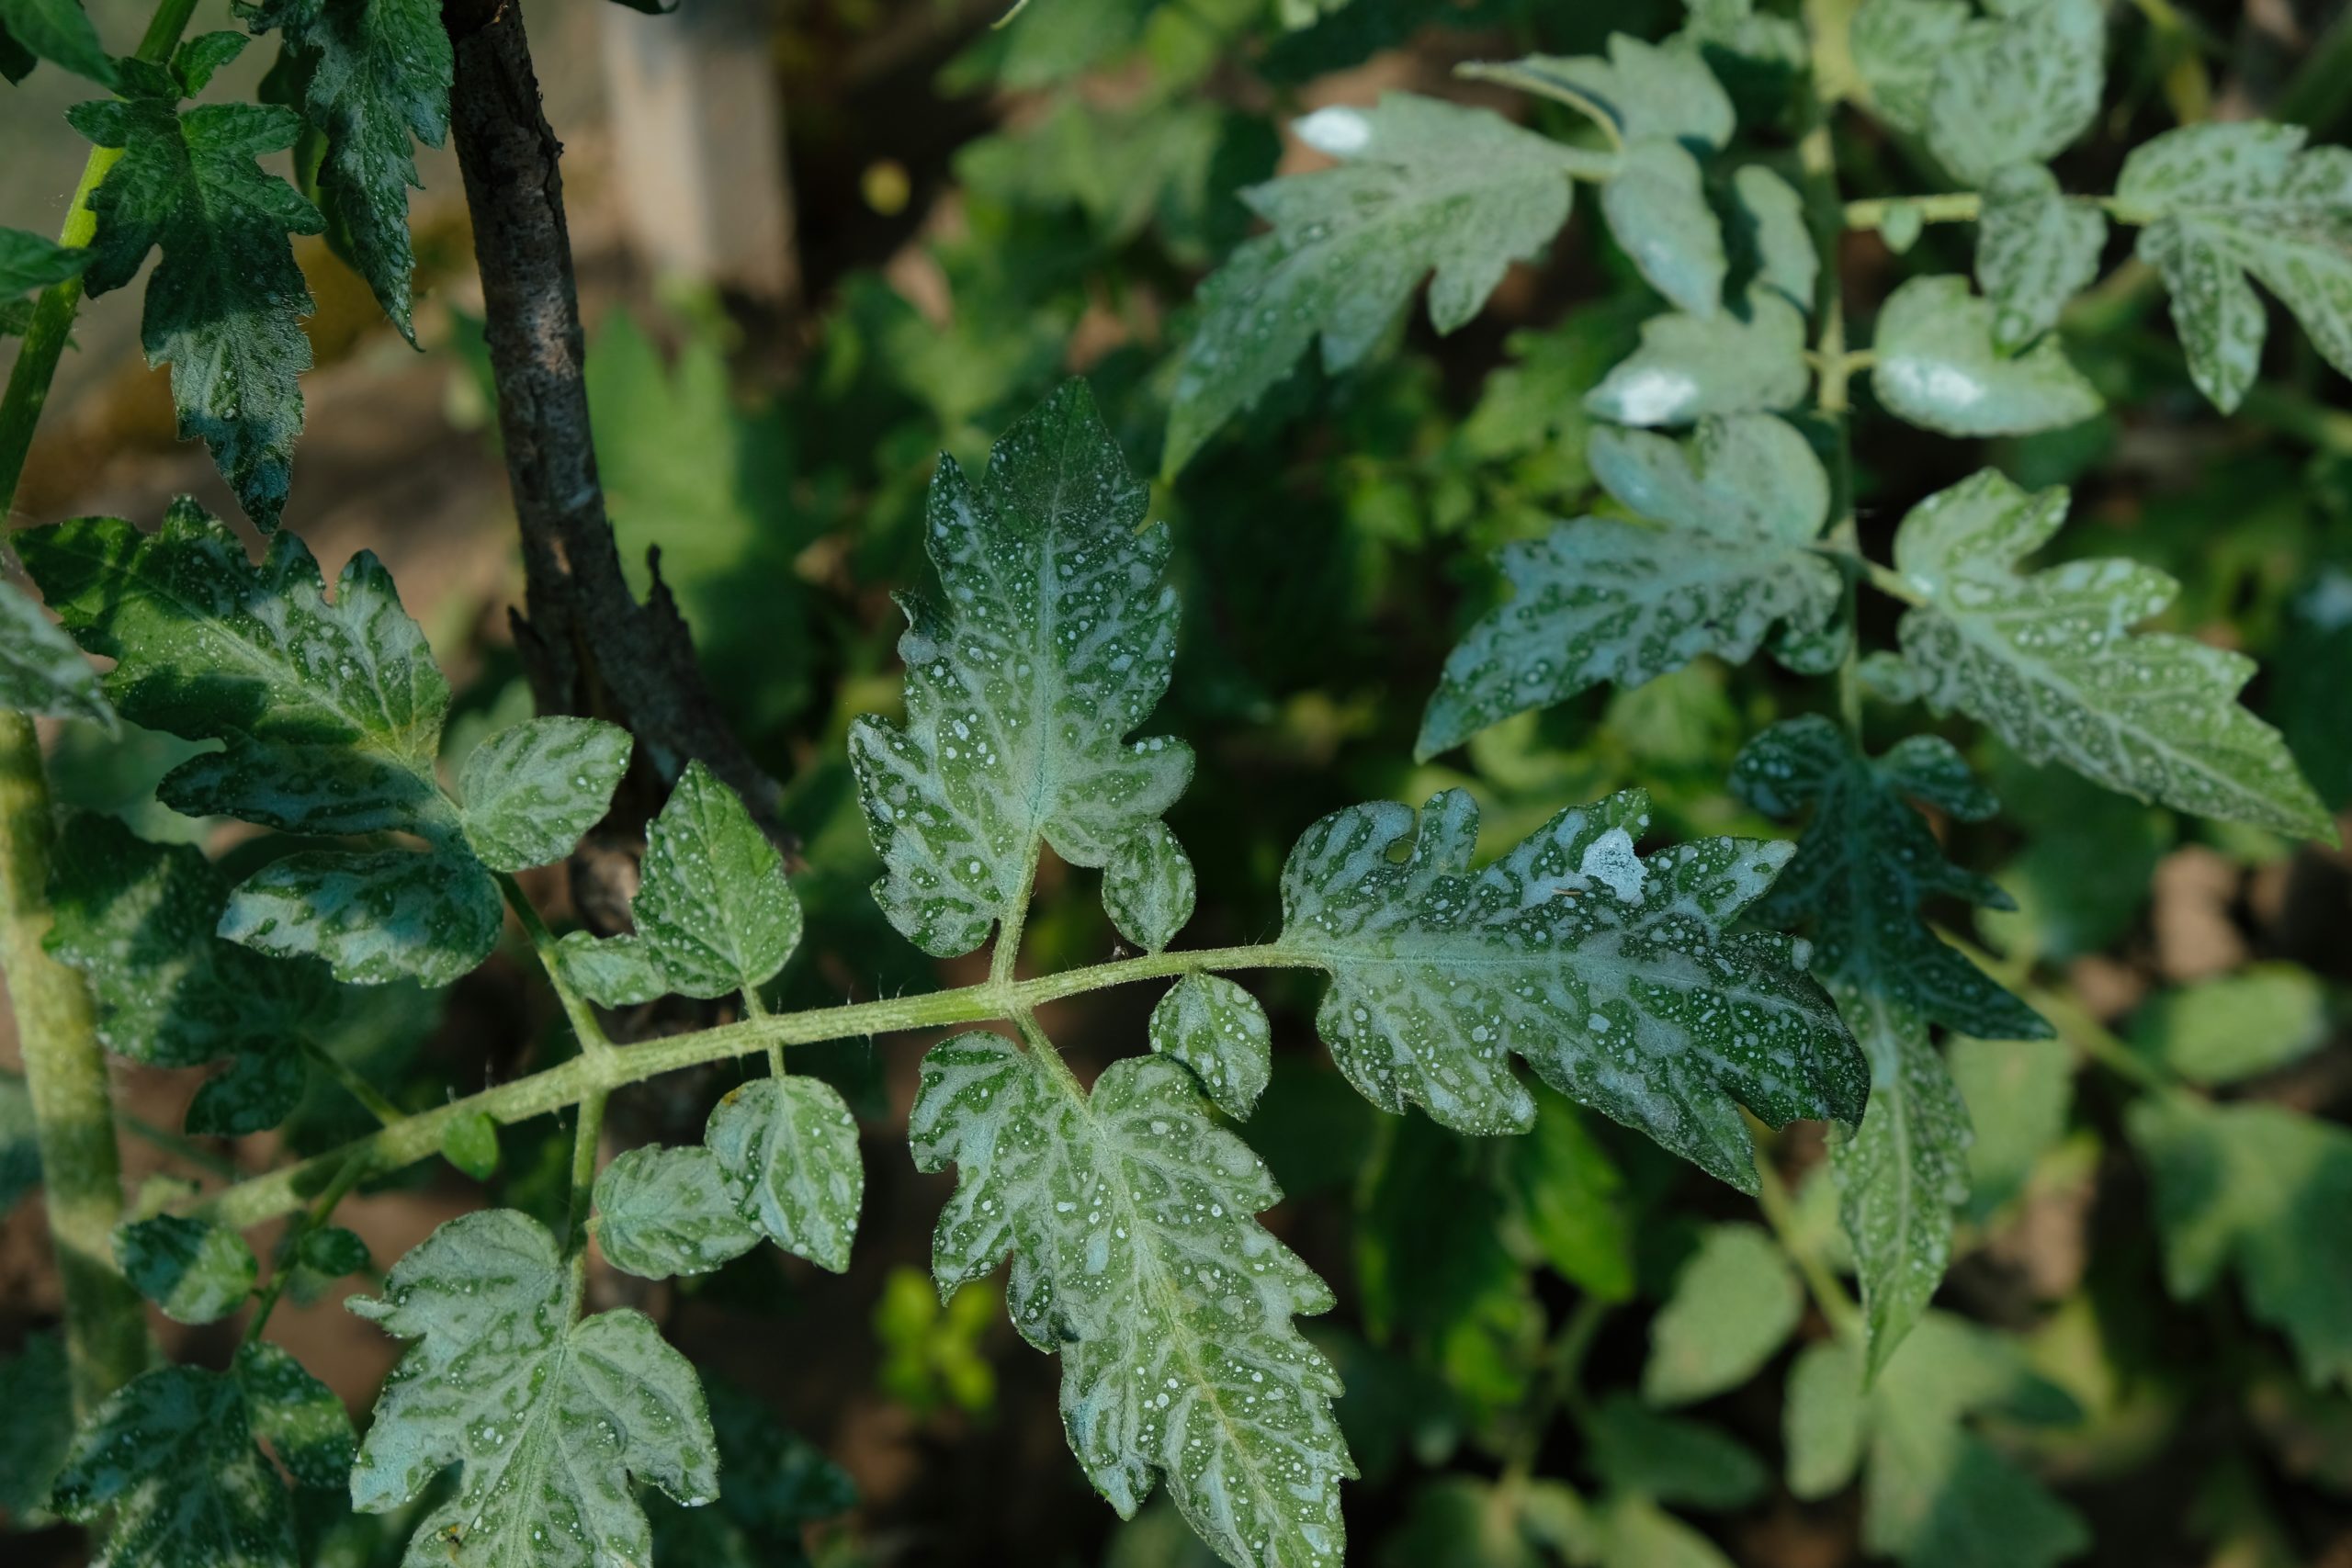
0,224 -> 92,294
0,0 -> 114,85
1147,972 -> 1272,1119
0,578 -> 112,728
457,715 -> 632,873
114,1213 -> 257,1324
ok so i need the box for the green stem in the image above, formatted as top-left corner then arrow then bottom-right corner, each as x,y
1501,1294 -> 1608,1489
299,1035 -> 403,1127
1752,1124 -> 1861,1340
0,0 -> 205,516
0,714 -> 149,1416
495,871 -> 608,1052
242,1153 -> 368,1347
562,1089 -> 607,1266
188,941 -> 1320,1232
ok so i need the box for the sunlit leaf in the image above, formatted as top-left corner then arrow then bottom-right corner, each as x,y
912,1031 -> 1352,1568
1148,972 -> 1272,1119
1975,164 -> 2105,354
350,1209 -> 720,1565
593,1145 -> 762,1280
1892,468 -> 2335,839
1871,275 -> 2102,437
1103,820 -> 1196,954
1585,291 -> 1809,426
1279,786 -> 1863,1190
1923,0 -> 2103,186
707,1077 -> 864,1273
457,716 -> 632,874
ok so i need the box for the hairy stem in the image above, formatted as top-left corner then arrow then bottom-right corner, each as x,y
189,942 -> 1323,1232
0,0 -> 203,516
0,715 -> 149,1414
242,1153 -> 369,1347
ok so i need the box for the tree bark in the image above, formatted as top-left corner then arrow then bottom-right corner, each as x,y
443,0 -> 782,928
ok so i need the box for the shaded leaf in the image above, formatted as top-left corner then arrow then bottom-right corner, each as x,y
2128,964 -> 2328,1086
645,1382 -> 854,1568
0,578 -> 113,728
0,224 -> 93,294
1500,1083 -> 1634,1301
0,0 -> 113,85
1280,786 -> 1862,1190
0,1332 -> 73,1523
1949,1034 -> 2072,1221
67,85 -> 322,527
1727,164 -> 1816,313
115,1213 -> 256,1324
1588,1395 -> 1769,1509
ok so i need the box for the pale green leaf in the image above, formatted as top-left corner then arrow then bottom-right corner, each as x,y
1892,469 -> 2335,839
853,382 -> 1191,956
1602,138 -> 1727,318
1461,37 -> 1735,148
349,1209 -> 720,1563
115,1213 -> 257,1324
0,578 -> 113,728
1280,787 -> 1863,1190
2128,964 -> 2328,1086
1871,275 -> 2102,436
243,0 -> 453,339
1924,0 -> 2104,186
1783,1338 -> 1865,1500
0,0 -> 114,85
1501,1083 -> 1634,1301
2128,1092 -> 2352,1389
1642,1222 -> 1801,1404
1587,1395 -> 1768,1509
1728,164 -> 1817,313
911,1032 -> 1351,1568
220,845 -> 504,987
1163,96 -> 1586,472
560,761 -> 800,1000
1592,1493 -> 1739,1568
1585,290 -> 1809,426
67,87 -> 323,527
46,814 -> 331,1134
1850,0 -> 1977,137
1103,821 -> 1195,953
51,1350 -> 350,1568
17,502 -> 505,984
1861,1315 -> 2088,1568
1420,414 -> 1844,757
458,716 -> 632,874
440,1108 -> 498,1179
707,1077 -> 864,1273
0,1332 -> 72,1523
1976,163 -> 2106,354
1948,1033 -> 2072,1220
593,1145 -> 762,1280
2118,121 -> 2352,415
1148,972 -> 1272,1119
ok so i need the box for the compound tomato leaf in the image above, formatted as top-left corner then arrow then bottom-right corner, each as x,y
1871,275 -> 2102,437
1148,972 -> 1272,1120
241,0 -> 453,341
1585,289 -> 1809,426
65,88 -> 322,529
592,1145 -> 763,1280
852,381 -> 1191,957
912,1032 -> 1351,1568
1420,414 -> 1845,757
1975,163 -> 2105,355
0,0 -> 115,85
1734,716 -> 2048,1374
2118,121 -> 2352,416
1923,0 -> 2104,186
458,715 -> 633,874
557,761 -> 800,1001
705,1077 -> 864,1274
46,815 -> 330,1133
1162,95 -> 1592,474
51,1350 -> 348,1568
349,1209 -> 719,1565
1102,820 -> 1196,954
1893,469 -> 2335,840
0,578 -> 113,730
1280,787 -> 1862,1191
114,1213 -> 257,1325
